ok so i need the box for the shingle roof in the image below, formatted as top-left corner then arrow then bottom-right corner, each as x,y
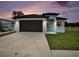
12,14 -> 48,19
12,13 -> 67,20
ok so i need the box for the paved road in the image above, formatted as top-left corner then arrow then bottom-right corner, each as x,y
0,32 -> 52,57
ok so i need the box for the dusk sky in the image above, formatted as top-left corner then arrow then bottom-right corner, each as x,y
0,1 -> 79,22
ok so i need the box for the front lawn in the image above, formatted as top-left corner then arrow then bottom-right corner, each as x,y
46,31 -> 79,50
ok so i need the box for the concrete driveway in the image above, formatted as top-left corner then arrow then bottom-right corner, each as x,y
0,32 -> 52,57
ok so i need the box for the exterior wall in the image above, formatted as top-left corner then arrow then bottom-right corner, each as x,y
14,17 -> 66,33
43,19 -> 47,33
47,20 -> 54,32
49,15 -> 57,20
47,15 -> 57,33
14,20 -> 19,32
47,15 -> 65,33
56,20 -> 65,33
14,18 -> 47,33
1,20 -> 14,31
1,21 -> 9,31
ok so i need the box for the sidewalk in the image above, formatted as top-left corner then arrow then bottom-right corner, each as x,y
52,50 -> 79,57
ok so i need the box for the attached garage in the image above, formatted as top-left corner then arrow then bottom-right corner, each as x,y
13,14 -> 47,33
20,20 -> 42,32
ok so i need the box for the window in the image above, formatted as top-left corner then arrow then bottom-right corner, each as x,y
57,20 -> 62,27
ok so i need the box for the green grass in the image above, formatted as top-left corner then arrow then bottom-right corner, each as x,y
46,31 -> 79,50
0,31 -> 15,37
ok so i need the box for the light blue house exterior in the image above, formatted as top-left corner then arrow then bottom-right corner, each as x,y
43,13 -> 67,34
43,13 -> 57,33
13,13 -> 67,34
0,18 -> 14,31
56,18 -> 65,32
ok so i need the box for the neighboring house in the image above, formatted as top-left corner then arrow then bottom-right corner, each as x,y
0,18 -> 15,31
12,13 -> 67,34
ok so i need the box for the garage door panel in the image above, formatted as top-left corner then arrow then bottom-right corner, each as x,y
20,20 -> 42,32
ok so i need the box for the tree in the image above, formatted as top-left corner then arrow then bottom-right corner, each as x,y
18,11 -> 24,16
65,21 -> 69,27
12,11 -> 18,17
12,11 -> 24,17
76,22 -> 79,27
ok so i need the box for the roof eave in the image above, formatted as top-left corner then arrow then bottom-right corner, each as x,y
12,16 -> 48,19
56,17 -> 67,20
43,13 -> 59,16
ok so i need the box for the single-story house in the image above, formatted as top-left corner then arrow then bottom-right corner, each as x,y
0,18 -> 14,31
13,13 -> 67,34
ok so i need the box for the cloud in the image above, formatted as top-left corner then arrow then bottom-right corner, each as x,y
10,1 -> 51,14
0,11 -> 12,19
48,1 -> 71,14
50,1 -> 79,8
49,1 -> 70,8
0,1 -> 79,22
59,7 -> 79,22
55,1 -> 70,7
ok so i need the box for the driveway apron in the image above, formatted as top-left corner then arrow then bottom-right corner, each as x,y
0,32 -> 52,57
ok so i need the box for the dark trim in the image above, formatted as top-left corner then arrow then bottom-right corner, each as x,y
48,19 -> 54,21
56,17 -> 67,20
12,14 -> 48,19
43,13 -> 59,16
